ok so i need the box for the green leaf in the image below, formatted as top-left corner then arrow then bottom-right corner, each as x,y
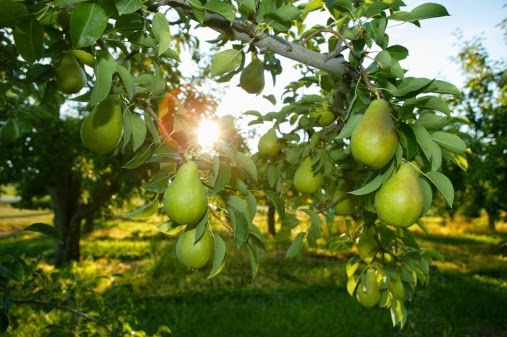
70,3 -> 108,48
246,191 -> 257,222
391,77 -> 434,98
141,171 -> 171,193
205,0 -> 235,22
237,152 -> 258,181
152,12 -> 171,56
210,49 -> 243,77
116,0 -> 142,15
425,171 -> 454,207
327,0 -> 354,16
375,50 -> 392,69
424,80 -> 461,97
116,64 -> 134,100
226,195 -> 247,213
24,223 -> 61,242
124,200 -> 158,220
397,122 -> 418,160
286,232 -> 305,258
419,177 -> 433,216
390,299 -> 407,328
90,51 -> 116,105
411,124 -> 433,160
410,2 -> 449,21
385,45 -> 408,60
131,113 -> 147,152
337,114 -> 362,139
264,190 -> 285,218
0,0 -> 28,28
429,140 -> 442,171
236,0 -> 256,12
13,20 -> 44,63
302,209 -> 321,245
247,242 -> 260,278
431,131 -> 466,155
415,112 -> 447,130
349,162 -> 394,196
122,109 -> 133,150
346,258 -> 360,277
211,161 -> 231,194
193,209 -> 209,244
406,96 -> 451,115
122,144 -> 154,169
208,234 -> 226,278
230,208 -> 249,248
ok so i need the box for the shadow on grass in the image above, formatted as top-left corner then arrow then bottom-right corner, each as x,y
414,232 -> 507,247
0,236 -> 54,258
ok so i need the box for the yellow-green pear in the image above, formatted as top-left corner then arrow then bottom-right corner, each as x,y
56,54 -> 87,94
80,97 -> 123,154
311,106 -> 335,126
334,183 -> 355,215
164,161 -> 208,225
356,268 -> 381,308
389,274 -> 406,301
374,163 -> 424,228
355,226 -> 378,263
258,128 -> 280,156
293,157 -> 321,194
239,58 -> 265,94
176,228 -> 213,268
351,99 -> 398,169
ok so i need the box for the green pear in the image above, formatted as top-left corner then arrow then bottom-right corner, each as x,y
239,58 -> 265,94
293,157 -> 321,194
258,128 -> 280,156
355,226 -> 378,263
176,228 -> 213,269
351,99 -> 398,169
1,118 -> 20,143
56,54 -> 87,94
356,268 -> 381,308
80,97 -> 123,154
334,183 -> 355,215
164,161 -> 208,225
311,106 -> 335,126
374,163 -> 424,228
389,274 -> 407,301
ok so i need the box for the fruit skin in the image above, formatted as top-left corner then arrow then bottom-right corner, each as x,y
356,226 -> 378,263
164,162 -> 208,225
239,59 -> 265,94
80,97 -> 123,154
293,157 -> 321,194
258,128 -> 280,156
71,49 -> 96,67
311,106 -> 335,126
374,163 -> 424,228
356,268 -> 381,308
389,275 -> 406,301
351,99 -> 398,169
176,228 -> 213,268
56,54 -> 87,94
334,184 -> 355,215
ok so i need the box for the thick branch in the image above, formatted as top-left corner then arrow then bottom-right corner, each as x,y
154,0 -> 349,76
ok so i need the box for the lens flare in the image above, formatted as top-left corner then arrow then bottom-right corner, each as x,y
197,119 -> 220,151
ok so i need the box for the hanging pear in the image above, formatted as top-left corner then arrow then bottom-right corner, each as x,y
351,99 -> 398,169
355,226 -> 378,263
311,105 -> 335,126
80,97 -> 123,154
239,58 -> 265,94
175,228 -> 213,269
334,183 -> 355,215
293,157 -> 321,194
356,268 -> 381,308
258,128 -> 280,156
374,163 -> 424,228
0,118 -> 20,143
164,161 -> 208,225
56,54 -> 87,94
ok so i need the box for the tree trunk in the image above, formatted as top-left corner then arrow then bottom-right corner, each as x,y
48,173 -> 82,268
487,212 -> 496,232
267,204 -> 276,236
81,216 -> 95,234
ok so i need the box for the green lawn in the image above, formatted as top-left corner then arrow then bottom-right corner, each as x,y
1,206 -> 506,337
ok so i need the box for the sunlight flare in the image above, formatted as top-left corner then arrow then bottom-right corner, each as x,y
197,118 -> 220,151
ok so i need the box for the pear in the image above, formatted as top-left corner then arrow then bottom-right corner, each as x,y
293,157 -> 321,194
239,58 -> 265,94
374,163 -> 424,228
258,128 -> 280,156
56,54 -> 87,94
311,106 -> 335,126
356,268 -> 381,308
164,161 -> 208,225
334,183 -> 355,215
389,274 -> 407,301
0,118 -> 20,143
176,228 -> 213,269
355,226 -> 378,263
80,97 -> 123,154
351,99 -> 398,169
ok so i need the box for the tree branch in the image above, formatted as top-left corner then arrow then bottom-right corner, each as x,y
152,0 -> 349,76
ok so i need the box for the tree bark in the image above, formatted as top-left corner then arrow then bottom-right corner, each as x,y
486,208 -> 496,232
267,204 -> 276,236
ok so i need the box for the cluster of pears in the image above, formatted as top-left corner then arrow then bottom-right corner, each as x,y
80,96 -> 123,154
163,161 -> 213,269
351,99 -> 424,228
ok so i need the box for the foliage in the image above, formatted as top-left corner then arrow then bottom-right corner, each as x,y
0,0 -> 469,331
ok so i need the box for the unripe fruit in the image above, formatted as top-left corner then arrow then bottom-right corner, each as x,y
334,184 -> 355,215
356,268 -> 381,308
164,162 -> 208,225
56,54 -> 87,94
293,157 -> 321,194
311,106 -> 335,126
351,99 -> 398,169
355,226 -> 378,263
176,228 -> 213,268
80,97 -> 123,154
240,58 -> 265,94
258,128 -> 280,156
374,163 -> 424,228
0,118 -> 20,143
389,275 -> 406,301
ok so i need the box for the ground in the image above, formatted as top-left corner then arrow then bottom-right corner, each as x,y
0,203 -> 506,337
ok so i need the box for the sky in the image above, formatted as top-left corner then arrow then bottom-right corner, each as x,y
183,1 -> 507,145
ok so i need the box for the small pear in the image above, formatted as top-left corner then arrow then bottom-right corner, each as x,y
351,99 -> 398,169
355,226 -> 378,263
258,128 -> 280,156
56,54 -> 87,94
164,161 -> 208,225
239,58 -> 265,94
311,106 -> 335,126
0,118 -> 20,143
334,183 -> 355,215
80,97 -> 123,154
176,228 -> 213,269
356,268 -> 381,308
293,157 -> 321,194
374,163 -> 424,228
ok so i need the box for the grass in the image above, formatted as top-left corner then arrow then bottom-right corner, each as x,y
1,204 -> 506,337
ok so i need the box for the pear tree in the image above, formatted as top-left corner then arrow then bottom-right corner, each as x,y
0,0 -> 468,329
